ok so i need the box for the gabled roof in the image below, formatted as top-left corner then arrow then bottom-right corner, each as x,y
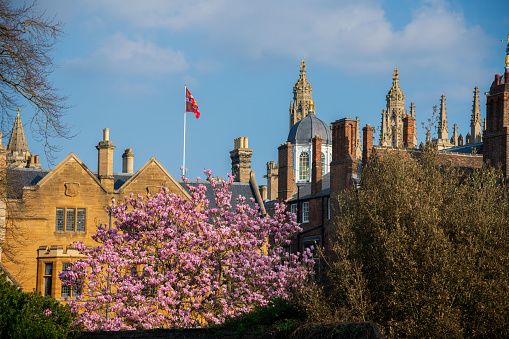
36,152 -> 102,188
117,156 -> 191,200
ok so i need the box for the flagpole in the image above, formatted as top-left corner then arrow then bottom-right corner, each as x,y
182,85 -> 187,177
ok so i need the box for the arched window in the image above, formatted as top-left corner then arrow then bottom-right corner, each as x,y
321,152 -> 325,175
299,152 -> 309,181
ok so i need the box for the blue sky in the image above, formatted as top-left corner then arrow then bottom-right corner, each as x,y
10,0 -> 509,185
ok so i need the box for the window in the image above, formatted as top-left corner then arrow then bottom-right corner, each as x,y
56,208 -> 65,231
56,208 -> 86,232
290,203 -> 297,216
66,209 -> 75,232
299,152 -> 310,181
44,262 -> 53,296
302,201 -> 309,223
61,263 -> 72,297
321,152 -> 325,175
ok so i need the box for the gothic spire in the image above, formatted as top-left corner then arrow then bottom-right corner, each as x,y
438,95 -> 448,142
7,107 -> 28,153
470,86 -> 482,143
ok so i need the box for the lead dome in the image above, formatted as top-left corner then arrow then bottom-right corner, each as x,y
287,110 -> 331,145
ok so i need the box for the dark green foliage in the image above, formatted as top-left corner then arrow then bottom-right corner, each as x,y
313,149 -> 509,338
216,298 -> 306,336
0,273 -> 77,338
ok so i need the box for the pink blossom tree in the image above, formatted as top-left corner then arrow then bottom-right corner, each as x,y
60,171 -> 313,331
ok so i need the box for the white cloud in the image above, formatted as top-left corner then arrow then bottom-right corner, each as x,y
74,0 -> 490,78
65,32 -> 188,76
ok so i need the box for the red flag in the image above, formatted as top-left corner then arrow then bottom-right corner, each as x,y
185,88 -> 200,119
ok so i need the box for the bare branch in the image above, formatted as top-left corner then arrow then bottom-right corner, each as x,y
0,0 -> 71,164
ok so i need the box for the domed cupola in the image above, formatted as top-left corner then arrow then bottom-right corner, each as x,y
286,100 -> 333,183
287,100 -> 332,146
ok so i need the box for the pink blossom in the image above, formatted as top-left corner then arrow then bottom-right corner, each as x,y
59,170 -> 313,331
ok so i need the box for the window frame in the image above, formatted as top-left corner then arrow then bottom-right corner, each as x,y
44,262 -> 53,297
290,203 -> 297,216
302,201 -> 309,223
299,152 -> 310,181
56,208 -> 86,232
61,263 -> 72,297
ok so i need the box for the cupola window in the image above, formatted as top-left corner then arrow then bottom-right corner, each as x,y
299,152 -> 310,181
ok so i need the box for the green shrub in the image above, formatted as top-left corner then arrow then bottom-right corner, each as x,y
218,298 -> 306,336
0,273 -> 77,338
309,149 -> 509,338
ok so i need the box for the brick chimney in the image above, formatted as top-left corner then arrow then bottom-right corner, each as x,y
330,118 -> 357,195
122,148 -> 134,174
96,128 -> 116,192
230,137 -> 252,182
277,142 -> 295,201
362,124 -> 374,168
311,135 -> 322,198
403,114 -> 416,149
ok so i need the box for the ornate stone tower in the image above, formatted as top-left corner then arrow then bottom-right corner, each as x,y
289,60 -> 313,130
437,95 -> 449,142
470,86 -> 482,143
6,108 -> 41,168
230,137 -> 252,183
484,33 -> 509,178
380,68 -> 407,148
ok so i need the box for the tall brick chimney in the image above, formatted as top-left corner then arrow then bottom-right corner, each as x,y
122,148 -> 134,174
96,128 -> 116,192
311,136 -> 322,198
230,137 -> 252,182
362,124 -> 374,168
277,142 -> 295,201
403,114 -> 416,149
265,161 -> 278,201
330,118 -> 358,195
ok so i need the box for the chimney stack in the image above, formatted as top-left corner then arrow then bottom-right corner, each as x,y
265,161 -> 279,201
362,124 -> 374,168
96,128 -> 116,192
330,118 -> 358,195
122,148 -> 134,174
230,137 -> 253,182
403,114 -> 416,149
277,142 -> 295,201
311,136 -> 322,198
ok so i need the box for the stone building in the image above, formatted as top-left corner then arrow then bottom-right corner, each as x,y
268,38 -> 509,258
0,122 -> 264,298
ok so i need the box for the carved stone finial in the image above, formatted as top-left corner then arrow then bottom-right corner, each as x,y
300,59 -> 306,73
393,68 -> 399,80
